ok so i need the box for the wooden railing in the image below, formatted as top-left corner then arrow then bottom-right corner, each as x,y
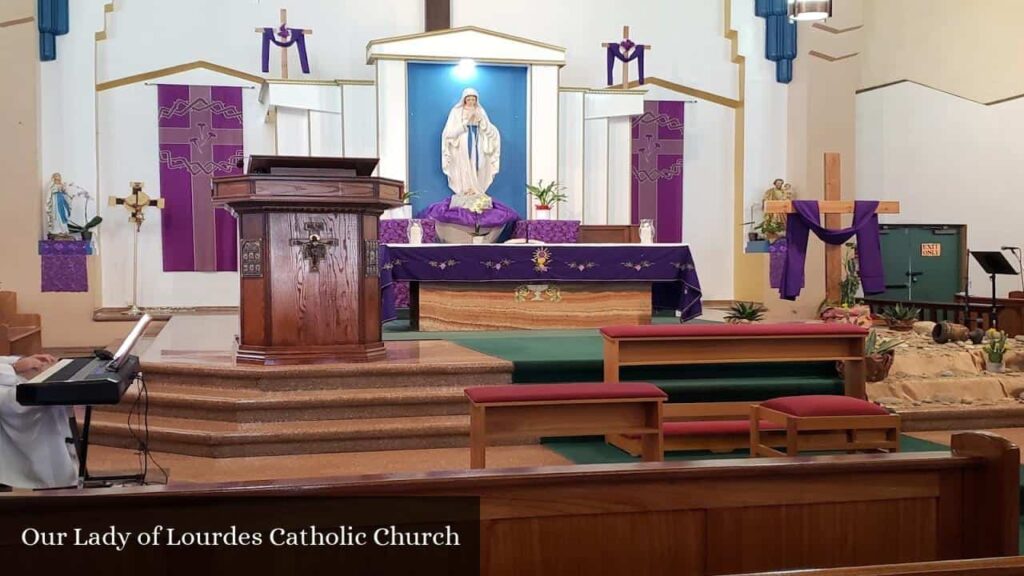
861,297 -> 1002,330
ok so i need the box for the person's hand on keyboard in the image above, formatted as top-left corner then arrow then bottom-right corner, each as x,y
13,354 -> 57,375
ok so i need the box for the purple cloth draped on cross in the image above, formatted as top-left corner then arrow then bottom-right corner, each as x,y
779,200 -> 885,301
261,27 -> 310,74
606,41 -> 645,86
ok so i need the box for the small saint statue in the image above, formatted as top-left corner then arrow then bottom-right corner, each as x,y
761,178 -> 793,235
45,172 -> 73,239
441,88 -> 501,210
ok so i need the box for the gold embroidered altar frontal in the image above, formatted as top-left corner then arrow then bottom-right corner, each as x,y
416,282 -> 652,331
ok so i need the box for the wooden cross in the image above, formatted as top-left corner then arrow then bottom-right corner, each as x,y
602,26 -> 652,89
254,8 -> 313,79
288,221 -> 338,272
108,181 -> 165,232
764,153 -> 901,303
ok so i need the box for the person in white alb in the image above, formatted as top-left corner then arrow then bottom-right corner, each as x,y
0,354 -> 79,488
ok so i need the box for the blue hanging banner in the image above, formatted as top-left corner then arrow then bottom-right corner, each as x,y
757,0 -> 798,84
37,0 -> 69,62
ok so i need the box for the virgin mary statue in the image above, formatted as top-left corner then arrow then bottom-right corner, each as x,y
442,88 -> 501,208
422,87 -> 519,243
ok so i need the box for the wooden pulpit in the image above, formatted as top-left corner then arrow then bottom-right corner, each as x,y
213,156 -> 402,364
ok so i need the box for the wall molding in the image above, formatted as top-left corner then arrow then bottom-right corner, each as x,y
96,1 -> 114,42
96,60 -> 265,91
0,16 -> 34,28
811,23 -> 863,34
857,79 -> 1024,107
808,50 -> 860,62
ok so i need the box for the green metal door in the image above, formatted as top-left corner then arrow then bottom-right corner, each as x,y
877,225 -> 962,303
907,226 -> 962,302
878,226 -> 911,301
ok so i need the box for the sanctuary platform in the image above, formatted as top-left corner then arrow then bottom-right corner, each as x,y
89,315 -> 514,457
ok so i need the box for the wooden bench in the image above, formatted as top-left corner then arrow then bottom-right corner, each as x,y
0,432 -> 1015,574
465,382 -> 666,468
607,401 -> 784,455
0,291 -> 41,356
751,395 -> 901,457
601,322 -> 869,398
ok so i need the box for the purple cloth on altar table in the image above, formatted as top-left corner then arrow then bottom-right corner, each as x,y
158,84 -> 242,272
378,220 -> 438,309
780,200 -> 884,301
418,198 -> 519,228
769,237 -> 787,289
511,220 -> 580,243
378,219 -> 438,245
631,100 -> 684,242
39,240 -> 91,292
378,243 -> 703,322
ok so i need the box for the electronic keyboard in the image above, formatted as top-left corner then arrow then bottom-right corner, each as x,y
16,355 -> 140,406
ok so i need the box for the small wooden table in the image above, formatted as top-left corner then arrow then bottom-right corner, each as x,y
465,383 -> 666,468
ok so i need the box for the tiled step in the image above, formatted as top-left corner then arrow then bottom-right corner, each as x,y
98,383 -> 474,422
88,412 -> 519,458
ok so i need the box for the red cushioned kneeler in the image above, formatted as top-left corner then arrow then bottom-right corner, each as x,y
751,395 -> 901,458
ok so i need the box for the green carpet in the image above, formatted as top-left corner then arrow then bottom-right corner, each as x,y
544,434 -> 950,465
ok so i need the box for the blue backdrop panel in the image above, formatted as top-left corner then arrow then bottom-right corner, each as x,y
407,62 -> 527,218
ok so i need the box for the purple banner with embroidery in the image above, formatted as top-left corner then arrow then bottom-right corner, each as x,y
379,219 -> 438,309
39,240 -> 90,292
606,41 -> 645,86
511,220 -> 580,243
379,243 -> 702,322
261,27 -> 310,74
158,84 -> 242,272
631,101 -> 684,242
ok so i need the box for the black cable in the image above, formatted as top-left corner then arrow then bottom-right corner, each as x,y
139,373 -> 168,485
125,373 -> 168,485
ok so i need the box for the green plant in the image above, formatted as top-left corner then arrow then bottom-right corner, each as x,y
881,303 -> 920,323
724,301 -> 767,323
839,242 -> 860,308
984,330 -> 1008,363
865,329 -> 904,356
68,215 -> 102,237
754,218 -> 784,237
526,180 -> 567,209
401,189 -> 421,205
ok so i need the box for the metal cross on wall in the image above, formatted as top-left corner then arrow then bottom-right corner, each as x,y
602,26 -> 652,89
289,221 -> 338,272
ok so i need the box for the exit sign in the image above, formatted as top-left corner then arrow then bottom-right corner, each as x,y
921,243 -> 942,257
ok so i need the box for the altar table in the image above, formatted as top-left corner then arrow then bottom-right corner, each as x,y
380,243 -> 702,331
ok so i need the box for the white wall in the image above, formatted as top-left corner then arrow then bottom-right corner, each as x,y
856,81 -> 1024,297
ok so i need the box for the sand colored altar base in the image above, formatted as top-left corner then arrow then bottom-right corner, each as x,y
866,325 -> 1024,430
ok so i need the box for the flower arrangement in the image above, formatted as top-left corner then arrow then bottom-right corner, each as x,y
468,195 -> 490,236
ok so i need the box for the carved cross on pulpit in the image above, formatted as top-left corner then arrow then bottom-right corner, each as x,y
289,221 -> 338,272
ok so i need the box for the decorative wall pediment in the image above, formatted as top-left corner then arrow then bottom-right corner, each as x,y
366,26 -> 566,66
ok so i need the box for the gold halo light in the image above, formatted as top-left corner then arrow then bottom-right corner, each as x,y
788,0 -> 832,22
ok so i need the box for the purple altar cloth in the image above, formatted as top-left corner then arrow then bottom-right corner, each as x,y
379,243 -> 702,323
418,198 -> 519,228
39,240 -> 91,292
511,220 -> 580,243
378,220 -> 438,308
769,237 -> 787,289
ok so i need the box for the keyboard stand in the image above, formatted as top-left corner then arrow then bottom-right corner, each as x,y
71,406 -> 146,488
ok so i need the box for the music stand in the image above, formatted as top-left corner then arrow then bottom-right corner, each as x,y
970,251 -> 1019,328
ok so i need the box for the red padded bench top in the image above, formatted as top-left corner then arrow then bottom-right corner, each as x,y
600,323 -> 868,339
465,382 -> 667,404
761,395 -> 889,417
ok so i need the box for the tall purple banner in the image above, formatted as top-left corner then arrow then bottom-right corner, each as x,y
158,84 -> 242,272
631,100 -> 684,243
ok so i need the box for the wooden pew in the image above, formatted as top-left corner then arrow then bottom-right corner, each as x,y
744,556 -> 1024,575
601,323 -> 869,398
0,432 -> 1016,575
0,291 -> 41,356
